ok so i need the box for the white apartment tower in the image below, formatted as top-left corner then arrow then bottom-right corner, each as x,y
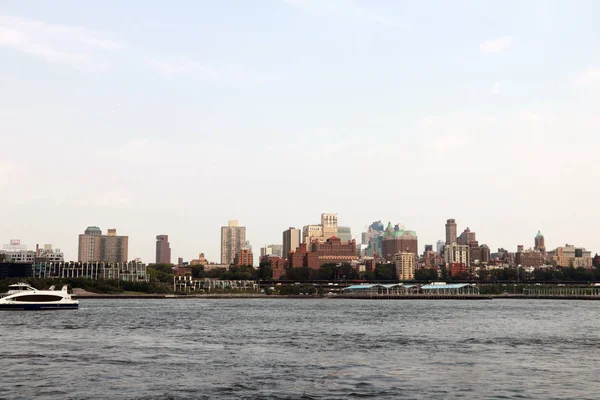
221,220 -> 246,265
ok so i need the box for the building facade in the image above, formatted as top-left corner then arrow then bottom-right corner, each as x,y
444,243 -> 470,266
394,251 -> 415,281
381,222 -> 418,262
534,231 -> 546,255
78,227 -> 128,263
283,227 -> 301,259
234,248 -> 253,267
155,235 -> 171,264
445,219 -> 457,245
288,238 -> 358,269
458,228 -> 476,246
515,248 -> 546,268
302,213 -> 338,245
547,244 -> 593,268
221,220 -> 246,265
337,226 -> 352,242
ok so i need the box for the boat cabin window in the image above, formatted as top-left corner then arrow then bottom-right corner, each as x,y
14,295 -> 63,302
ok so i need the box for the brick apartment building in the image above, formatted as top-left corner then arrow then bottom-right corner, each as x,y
288,237 -> 358,269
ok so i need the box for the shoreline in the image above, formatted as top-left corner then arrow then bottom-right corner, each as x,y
74,293 -> 600,300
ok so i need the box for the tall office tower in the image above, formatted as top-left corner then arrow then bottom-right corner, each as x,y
436,240 -> 445,254
78,226 -> 103,262
394,251 -> 415,281
221,220 -> 246,265
283,227 -> 301,258
78,226 -> 128,263
321,213 -> 338,240
99,229 -> 129,263
337,226 -> 352,242
458,227 -> 476,246
445,219 -> 457,245
534,231 -> 546,255
156,235 -> 171,264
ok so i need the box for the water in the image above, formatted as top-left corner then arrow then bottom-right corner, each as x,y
1,299 -> 600,399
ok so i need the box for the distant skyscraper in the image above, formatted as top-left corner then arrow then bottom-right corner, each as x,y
445,219 -> 457,245
458,227 -> 476,246
78,226 -> 128,263
436,240 -> 445,254
534,231 -> 546,255
155,235 -> 171,264
221,220 -> 246,265
338,226 -> 352,242
283,227 -> 301,258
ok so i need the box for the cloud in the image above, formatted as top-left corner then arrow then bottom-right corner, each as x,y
480,37 -> 512,53
283,0 -> 402,28
147,58 -> 276,85
492,82 -> 501,95
571,67 -> 600,87
0,15 -> 124,66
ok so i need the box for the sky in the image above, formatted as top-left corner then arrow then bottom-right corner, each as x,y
1,0 -> 599,263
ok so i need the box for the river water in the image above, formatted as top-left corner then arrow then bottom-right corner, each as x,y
1,298 -> 599,399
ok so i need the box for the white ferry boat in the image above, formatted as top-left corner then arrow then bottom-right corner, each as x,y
0,283 -> 79,310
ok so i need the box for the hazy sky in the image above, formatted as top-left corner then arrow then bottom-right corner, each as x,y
1,0 -> 599,263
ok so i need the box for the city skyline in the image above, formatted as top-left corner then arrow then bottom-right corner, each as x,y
1,1 -> 598,263
0,218 -> 595,264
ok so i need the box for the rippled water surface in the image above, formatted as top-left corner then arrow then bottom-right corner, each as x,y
1,299 -> 600,399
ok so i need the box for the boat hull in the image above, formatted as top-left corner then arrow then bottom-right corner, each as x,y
0,303 -> 78,310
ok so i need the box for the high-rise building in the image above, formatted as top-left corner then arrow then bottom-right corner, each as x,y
394,251 -> 415,281
534,231 -> 546,255
234,248 -> 253,267
337,226 -> 352,242
155,235 -> 171,264
381,222 -> 418,262
436,240 -> 445,255
445,219 -> 457,245
78,226 -> 102,262
283,227 -> 301,258
458,227 -> 476,246
443,243 -> 470,266
260,244 -> 283,258
78,226 -> 128,263
547,244 -> 592,268
302,213 -> 338,245
221,220 -> 246,265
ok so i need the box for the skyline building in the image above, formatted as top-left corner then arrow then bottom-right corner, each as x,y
535,231 -> 546,255
302,213 -> 338,245
283,227 -> 301,258
381,222 -> 418,262
220,220 -> 246,265
458,227 -> 476,246
78,226 -> 128,263
394,251 -> 415,281
443,243 -> 470,266
445,219 -> 457,245
155,235 -> 171,264
338,226 -> 352,242
547,244 -> 592,268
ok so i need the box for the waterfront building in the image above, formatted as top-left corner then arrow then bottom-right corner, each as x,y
394,251 -> 415,281
515,248 -> 546,268
260,244 -> 283,258
458,228 -> 476,246
155,235 -> 171,264
190,253 -> 208,266
259,255 -> 287,280
547,244 -> 593,268
444,243 -> 470,266
381,222 -> 418,262
0,242 -> 64,264
436,240 -> 445,255
288,237 -> 358,269
33,260 -> 149,281
78,227 -> 128,263
0,262 -> 33,279
338,226 -> 352,242
221,220 -> 246,265
302,213 -> 338,245
445,219 -> 457,245
282,227 -> 301,259
534,231 -> 546,255
174,277 -> 257,293
234,248 -> 253,267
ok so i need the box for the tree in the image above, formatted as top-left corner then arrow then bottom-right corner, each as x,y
257,263 -> 273,280
415,268 -> 438,281
374,264 -> 395,281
